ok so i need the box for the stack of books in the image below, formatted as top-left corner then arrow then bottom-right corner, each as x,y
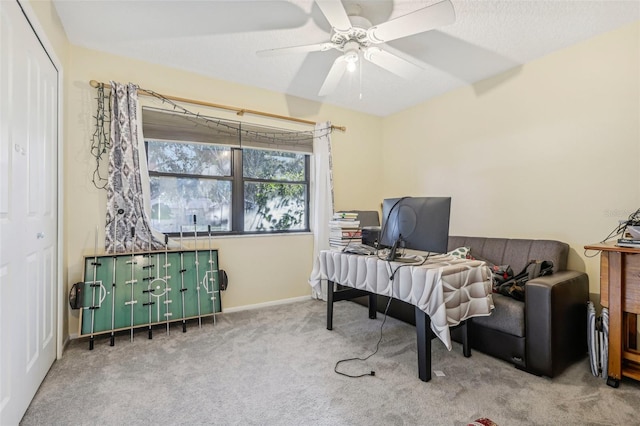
328,212 -> 361,248
617,238 -> 640,248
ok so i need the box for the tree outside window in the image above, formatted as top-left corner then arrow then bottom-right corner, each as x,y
146,140 -> 308,235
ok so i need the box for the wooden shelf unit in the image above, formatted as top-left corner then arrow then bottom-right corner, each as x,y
585,242 -> 640,386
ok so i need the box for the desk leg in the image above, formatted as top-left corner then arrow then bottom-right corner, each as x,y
368,294 -> 377,319
327,280 -> 334,331
415,307 -> 432,382
461,320 -> 471,358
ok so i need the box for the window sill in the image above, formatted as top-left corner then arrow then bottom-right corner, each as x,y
193,231 -> 313,240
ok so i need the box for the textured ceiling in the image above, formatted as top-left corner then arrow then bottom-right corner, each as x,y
53,0 -> 640,116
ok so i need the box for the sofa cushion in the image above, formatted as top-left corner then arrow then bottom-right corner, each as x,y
448,236 -> 568,273
473,294 -> 525,337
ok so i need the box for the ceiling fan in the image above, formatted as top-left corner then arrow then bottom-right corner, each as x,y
256,0 -> 456,96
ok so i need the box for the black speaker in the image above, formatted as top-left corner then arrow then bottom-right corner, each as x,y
362,226 -> 381,248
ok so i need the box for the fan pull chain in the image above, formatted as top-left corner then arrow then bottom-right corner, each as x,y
359,55 -> 363,101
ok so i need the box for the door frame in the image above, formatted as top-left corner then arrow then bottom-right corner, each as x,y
16,0 -> 65,359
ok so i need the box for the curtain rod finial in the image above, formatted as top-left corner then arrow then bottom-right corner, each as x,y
90,80 -> 101,88
332,125 -> 346,132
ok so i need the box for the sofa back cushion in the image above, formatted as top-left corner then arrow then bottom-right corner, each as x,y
448,236 -> 568,273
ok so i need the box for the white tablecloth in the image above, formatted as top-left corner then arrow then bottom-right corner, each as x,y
309,250 -> 494,350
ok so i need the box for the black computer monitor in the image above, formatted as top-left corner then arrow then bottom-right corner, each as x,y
380,196 -> 451,259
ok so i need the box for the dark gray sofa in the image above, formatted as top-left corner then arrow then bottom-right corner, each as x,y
358,236 -> 589,378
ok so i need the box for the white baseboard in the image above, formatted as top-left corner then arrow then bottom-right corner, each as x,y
65,295 -> 313,340
223,295 -> 312,313
58,334 -> 73,354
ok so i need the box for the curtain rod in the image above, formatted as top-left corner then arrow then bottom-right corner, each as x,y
89,80 -> 346,132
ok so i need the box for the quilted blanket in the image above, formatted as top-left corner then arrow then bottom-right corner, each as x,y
309,251 -> 494,350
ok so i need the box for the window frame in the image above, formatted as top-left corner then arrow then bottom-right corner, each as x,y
146,140 -> 311,237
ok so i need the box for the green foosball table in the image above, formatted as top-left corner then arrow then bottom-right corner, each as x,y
79,248 -> 222,345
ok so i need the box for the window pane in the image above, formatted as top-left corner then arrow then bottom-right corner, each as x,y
150,176 -> 231,233
244,182 -> 306,231
147,140 -> 231,176
243,148 -> 305,180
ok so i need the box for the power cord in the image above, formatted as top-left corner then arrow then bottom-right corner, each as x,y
374,197 -> 408,259
585,207 -> 640,258
334,296 -> 393,379
386,249 -> 432,281
600,207 -> 640,243
334,199 -> 434,378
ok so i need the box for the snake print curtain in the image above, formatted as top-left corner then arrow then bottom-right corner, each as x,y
105,81 -> 164,253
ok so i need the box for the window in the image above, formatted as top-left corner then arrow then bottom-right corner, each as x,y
147,140 -> 233,234
243,148 -> 308,232
143,108 -> 311,235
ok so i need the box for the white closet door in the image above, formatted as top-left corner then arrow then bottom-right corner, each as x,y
0,1 -> 59,424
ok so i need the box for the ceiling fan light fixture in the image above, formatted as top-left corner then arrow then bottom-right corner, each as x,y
343,40 -> 360,73
345,50 -> 359,72
346,58 -> 357,73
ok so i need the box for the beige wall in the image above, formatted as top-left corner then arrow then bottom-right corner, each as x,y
382,21 -> 640,294
26,0 -> 69,61
63,46 -> 384,336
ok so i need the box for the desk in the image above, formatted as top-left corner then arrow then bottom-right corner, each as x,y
309,250 -> 493,381
584,242 -> 640,387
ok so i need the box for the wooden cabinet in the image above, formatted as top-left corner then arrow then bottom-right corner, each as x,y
585,242 -> 640,387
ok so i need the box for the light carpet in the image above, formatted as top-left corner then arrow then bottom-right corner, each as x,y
21,299 -> 640,425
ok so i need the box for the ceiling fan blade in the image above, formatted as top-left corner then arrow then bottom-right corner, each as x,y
318,56 -> 347,96
363,47 -> 424,79
257,42 -> 335,57
315,0 -> 352,32
367,0 -> 455,43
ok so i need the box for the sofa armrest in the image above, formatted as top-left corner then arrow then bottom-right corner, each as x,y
525,270 -> 589,377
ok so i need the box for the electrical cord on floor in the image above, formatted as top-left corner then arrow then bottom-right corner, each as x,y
333,296 -> 393,379
333,246 -> 432,378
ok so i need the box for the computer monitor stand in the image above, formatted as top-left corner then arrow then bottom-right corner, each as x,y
386,235 -> 402,261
